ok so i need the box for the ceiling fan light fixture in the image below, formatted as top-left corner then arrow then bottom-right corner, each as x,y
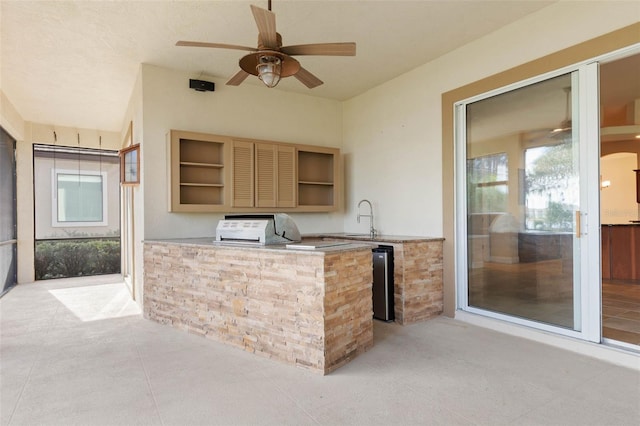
552,119 -> 572,134
257,55 -> 282,88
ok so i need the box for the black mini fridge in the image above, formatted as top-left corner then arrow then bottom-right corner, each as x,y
372,245 -> 394,322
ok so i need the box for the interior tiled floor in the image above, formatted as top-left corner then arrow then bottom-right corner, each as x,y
603,279 -> 640,345
469,259 -> 640,346
469,260 -> 574,328
1,275 -> 639,426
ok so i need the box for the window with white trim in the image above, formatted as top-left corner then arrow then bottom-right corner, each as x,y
52,169 -> 108,227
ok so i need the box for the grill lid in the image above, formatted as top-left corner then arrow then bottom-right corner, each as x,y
215,213 -> 301,245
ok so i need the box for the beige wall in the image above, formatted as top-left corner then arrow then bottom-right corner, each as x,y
601,152 -> 639,223
600,139 -> 640,224
1,91 -> 24,141
343,1 -> 640,239
15,123 -> 120,283
5,1 -> 640,296
344,1 -> 639,316
139,64 -> 345,241
126,64 -> 347,305
440,20 -> 640,315
33,156 -> 120,239
120,66 -> 145,303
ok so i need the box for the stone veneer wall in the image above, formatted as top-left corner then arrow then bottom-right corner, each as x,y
393,241 -> 443,324
319,237 -> 444,325
143,242 -> 373,374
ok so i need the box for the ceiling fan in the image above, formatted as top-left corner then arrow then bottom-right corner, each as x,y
176,0 -> 356,89
550,87 -> 572,137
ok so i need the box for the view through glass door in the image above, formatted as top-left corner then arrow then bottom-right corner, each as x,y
0,127 -> 17,295
600,52 -> 640,347
458,68 -> 600,340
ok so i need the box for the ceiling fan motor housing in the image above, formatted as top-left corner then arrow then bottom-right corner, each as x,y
239,50 -> 300,77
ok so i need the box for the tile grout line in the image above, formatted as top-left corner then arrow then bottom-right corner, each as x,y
263,370 -> 323,425
5,302 -> 61,425
130,322 -> 165,426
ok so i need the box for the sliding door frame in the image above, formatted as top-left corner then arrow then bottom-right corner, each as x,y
450,42 -> 640,344
454,63 -> 601,342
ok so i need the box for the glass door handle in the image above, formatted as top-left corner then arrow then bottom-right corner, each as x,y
575,210 -> 581,239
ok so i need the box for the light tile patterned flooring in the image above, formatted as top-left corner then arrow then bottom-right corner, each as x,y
1,275 -> 639,425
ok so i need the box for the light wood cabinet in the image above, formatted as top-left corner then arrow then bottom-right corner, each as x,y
169,130 -> 340,212
257,143 -> 295,208
168,130 -> 231,212
276,145 -> 296,208
232,141 -> 296,208
231,140 -> 254,208
297,147 -> 340,211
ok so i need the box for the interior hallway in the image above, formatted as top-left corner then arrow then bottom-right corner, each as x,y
1,275 -> 639,426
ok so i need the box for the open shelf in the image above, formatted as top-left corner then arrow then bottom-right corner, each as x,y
169,130 -> 230,211
297,149 -> 339,209
298,182 -> 334,206
298,151 -> 334,184
179,186 -> 224,205
179,161 -> 224,168
169,129 -> 340,212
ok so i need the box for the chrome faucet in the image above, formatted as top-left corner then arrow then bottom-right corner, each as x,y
357,199 -> 377,239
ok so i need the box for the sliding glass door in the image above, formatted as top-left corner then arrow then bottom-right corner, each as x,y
456,65 -> 601,341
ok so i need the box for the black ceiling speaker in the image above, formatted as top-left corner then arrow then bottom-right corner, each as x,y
189,79 -> 215,92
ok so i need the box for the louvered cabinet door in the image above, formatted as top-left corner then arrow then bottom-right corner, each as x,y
277,145 -> 296,208
232,140 -> 255,207
255,143 -> 277,208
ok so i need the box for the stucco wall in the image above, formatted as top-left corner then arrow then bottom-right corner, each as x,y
139,64 -> 345,241
33,155 -> 120,239
15,123 -> 120,282
343,1 -> 639,318
342,1 -> 640,238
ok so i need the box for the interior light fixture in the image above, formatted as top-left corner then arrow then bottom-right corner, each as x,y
256,55 -> 282,88
601,180 -> 611,189
635,134 -> 640,139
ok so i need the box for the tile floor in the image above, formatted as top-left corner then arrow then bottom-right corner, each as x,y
602,280 -> 640,345
1,275 -> 639,426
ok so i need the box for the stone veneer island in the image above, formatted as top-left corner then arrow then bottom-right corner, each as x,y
306,234 -> 445,325
144,239 -> 374,374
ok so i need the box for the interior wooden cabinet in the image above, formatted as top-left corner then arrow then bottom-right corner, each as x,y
168,130 -> 231,212
297,148 -> 340,211
169,129 -> 340,212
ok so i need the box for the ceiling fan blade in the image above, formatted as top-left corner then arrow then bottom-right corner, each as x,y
294,67 -> 323,89
226,69 -> 250,86
250,5 -> 278,49
281,42 -> 356,56
176,40 -> 257,52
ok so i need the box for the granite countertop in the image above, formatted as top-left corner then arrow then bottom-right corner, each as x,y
145,237 -> 373,253
303,233 -> 445,243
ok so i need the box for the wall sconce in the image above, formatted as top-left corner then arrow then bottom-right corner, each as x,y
601,179 -> 611,189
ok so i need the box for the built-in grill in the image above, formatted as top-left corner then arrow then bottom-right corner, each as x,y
215,213 -> 301,245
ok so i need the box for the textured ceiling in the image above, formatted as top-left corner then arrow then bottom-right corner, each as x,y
1,0 -> 555,132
